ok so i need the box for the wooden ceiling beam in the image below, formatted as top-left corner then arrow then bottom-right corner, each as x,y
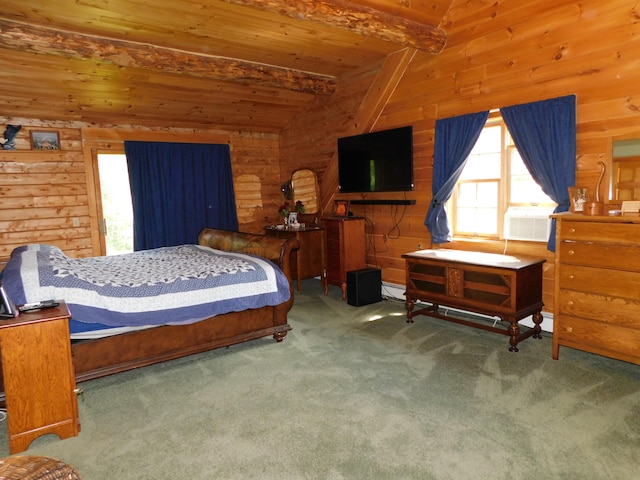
222,0 -> 447,54
0,19 -> 336,96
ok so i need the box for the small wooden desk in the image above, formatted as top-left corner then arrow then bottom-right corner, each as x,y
403,249 -> 545,352
0,301 -> 80,453
264,225 -> 325,291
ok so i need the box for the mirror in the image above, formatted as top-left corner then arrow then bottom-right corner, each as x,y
612,138 -> 640,201
291,169 -> 320,215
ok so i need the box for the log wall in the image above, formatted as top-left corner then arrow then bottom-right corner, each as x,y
3,0 -> 640,316
0,121 -> 284,263
280,0 -> 640,314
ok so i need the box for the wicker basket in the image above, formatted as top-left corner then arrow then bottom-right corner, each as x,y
0,456 -> 81,480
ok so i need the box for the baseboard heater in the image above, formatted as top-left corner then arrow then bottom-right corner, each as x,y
349,199 -> 416,205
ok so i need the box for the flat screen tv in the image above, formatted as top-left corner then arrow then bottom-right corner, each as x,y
337,126 -> 414,193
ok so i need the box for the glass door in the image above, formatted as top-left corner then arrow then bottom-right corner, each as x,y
97,153 -> 134,255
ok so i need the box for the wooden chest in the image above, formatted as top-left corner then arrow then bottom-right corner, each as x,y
403,249 -> 545,352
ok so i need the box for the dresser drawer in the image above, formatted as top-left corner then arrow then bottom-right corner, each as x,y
558,241 -> 640,271
560,221 -> 640,243
555,315 -> 640,362
557,289 -> 640,326
558,264 -> 640,298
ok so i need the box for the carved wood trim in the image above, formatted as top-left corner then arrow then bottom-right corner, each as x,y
0,19 -> 336,96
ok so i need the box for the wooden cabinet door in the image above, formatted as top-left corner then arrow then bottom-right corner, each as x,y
0,307 -> 80,453
324,218 -> 366,296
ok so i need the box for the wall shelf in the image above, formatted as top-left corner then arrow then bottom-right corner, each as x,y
349,199 -> 416,205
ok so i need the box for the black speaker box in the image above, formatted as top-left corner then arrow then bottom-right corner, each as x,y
347,268 -> 382,307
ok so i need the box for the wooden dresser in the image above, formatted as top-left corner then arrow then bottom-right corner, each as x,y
323,217 -> 366,299
553,214 -> 640,364
0,301 -> 80,453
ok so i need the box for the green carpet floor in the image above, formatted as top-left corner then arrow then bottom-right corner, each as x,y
1,279 -> 638,479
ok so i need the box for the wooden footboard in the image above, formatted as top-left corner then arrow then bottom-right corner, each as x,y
72,306 -> 292,382
71,228 -> 299,383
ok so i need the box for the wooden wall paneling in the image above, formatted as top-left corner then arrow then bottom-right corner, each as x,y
82,128 -> 281,236
281,48 -> 420,220
234,174 -> 264,225
278,0 -> 640,317
229,132 -> 281,232
279,62 -> 377,215
222,0 -> 447,54
0,127 -> 91,260
0,123 -> 281,260
4,0 -> 640,321
281,50 -> 439,293
352,48 -> 418,133
0,18 -> 336,96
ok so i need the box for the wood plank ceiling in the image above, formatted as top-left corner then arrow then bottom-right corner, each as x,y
0,0 -> 452,133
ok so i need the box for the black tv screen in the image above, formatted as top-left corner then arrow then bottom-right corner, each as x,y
338,126 -> 414,193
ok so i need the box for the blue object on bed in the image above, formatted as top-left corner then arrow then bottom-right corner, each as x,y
2,244 -> 291,329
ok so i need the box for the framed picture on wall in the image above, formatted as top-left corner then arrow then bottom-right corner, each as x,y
332,200 -> 350,217
30,130 -> 60,150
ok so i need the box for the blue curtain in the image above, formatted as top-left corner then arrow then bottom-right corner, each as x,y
424,111 -> 489,243
124,141 -> 239,250
501,95 -> 576,251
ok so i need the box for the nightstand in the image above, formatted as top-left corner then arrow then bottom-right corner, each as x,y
0,301 -> 80,453
264,225 -> 325,291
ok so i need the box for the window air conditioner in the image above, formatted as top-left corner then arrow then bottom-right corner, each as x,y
503,208 -> 553,242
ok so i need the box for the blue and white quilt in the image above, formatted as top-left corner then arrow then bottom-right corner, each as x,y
2,244 -> 291,328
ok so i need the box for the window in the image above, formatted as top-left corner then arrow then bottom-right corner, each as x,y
97,153 -> 134,255
447,115 -> 556,240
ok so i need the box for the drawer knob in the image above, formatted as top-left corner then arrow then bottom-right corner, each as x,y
567,300 -> 574,306
568,274 -> 574,280
569,228 -> 576,234
566,326 -> 573,333
568,250 -> 575,255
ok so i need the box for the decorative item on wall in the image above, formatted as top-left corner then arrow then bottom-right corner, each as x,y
280,180 -> 293,200
30,130 -> 60,150
583,161 -> 606,216
568,186 -> 588,213
2,125 -> 21,150
333,200 -> 350,217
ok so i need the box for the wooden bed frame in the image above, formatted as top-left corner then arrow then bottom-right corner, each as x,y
70,228 -> 300,383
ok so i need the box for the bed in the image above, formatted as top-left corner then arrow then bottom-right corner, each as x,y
1,228 -> 299,383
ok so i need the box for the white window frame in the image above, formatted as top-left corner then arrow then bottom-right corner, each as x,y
447,114 -> 556,241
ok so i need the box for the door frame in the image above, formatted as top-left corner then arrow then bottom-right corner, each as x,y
81,128 -> 231,256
